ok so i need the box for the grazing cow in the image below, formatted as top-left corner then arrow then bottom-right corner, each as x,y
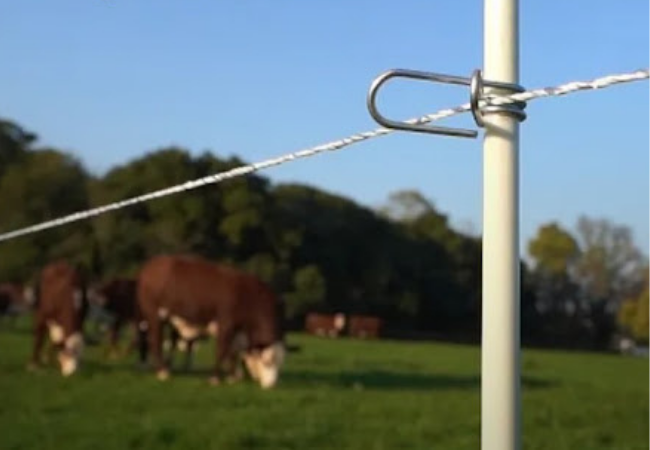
305,313 -> 346,337
348,315 -> 382,339
0,283 -> 35,325
137,254 -> 286,389
88,278 -> 144,358
30,261 -> 88,376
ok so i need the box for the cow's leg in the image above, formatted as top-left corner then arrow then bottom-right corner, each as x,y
211,326 -> 235,385
182,339 -> 194,372
148,317 -> 168,380
165,326 -> 179,368
108,319 -> 122,359
125,321 -> 137,355
125,320 -> 142,357
227,332 -> 249,383
29,318 -> 46,370
221,348 -> 241,384
45,340 -> 58,365
136,321 -> 149,368
229,354 -> 245,383
43,322 -> 59,365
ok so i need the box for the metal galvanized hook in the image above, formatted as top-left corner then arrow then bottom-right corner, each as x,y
367,68 -> 527,138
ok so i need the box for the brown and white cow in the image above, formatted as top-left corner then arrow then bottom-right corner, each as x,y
137,254 -> 286,389
305,312 -> 346,338
30,261 -> 88,376
348,315 -> 382,339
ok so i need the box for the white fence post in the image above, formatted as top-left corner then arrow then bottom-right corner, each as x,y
481,1 -> 522,450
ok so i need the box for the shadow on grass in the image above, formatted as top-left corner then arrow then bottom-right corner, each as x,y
9,338 -> 558,392
280,369 -> 558,392
16,359 -> 559,392
79,357 -> 214,379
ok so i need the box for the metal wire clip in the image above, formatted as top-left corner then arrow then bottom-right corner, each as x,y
367,69 -> 527,138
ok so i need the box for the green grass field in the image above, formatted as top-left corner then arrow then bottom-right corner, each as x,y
0,321 -> 647,450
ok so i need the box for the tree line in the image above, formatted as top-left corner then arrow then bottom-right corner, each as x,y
0,118 -> 647,349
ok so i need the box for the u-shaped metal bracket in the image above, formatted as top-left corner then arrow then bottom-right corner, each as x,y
367,69 -> 527,138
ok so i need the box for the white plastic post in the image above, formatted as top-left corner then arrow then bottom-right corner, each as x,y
481,1 -> 521,450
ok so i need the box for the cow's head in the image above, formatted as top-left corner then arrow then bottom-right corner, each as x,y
243,342 -> 286,389
58,333 -> 84,377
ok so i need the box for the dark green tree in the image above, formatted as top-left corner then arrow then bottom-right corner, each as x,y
0,119 -> 36,177
0,149 -> 92,281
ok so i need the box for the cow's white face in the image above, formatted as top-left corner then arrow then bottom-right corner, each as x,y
59,352 -> 77,377
59,332 -> 84,377
244,342 -> 286,389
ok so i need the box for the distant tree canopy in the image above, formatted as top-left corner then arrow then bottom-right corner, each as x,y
0,117 -> 646,350
528,223 -> 579,277
617,267 -> 649,345
527,218 -> 647,349
0,124 -> 92,281
0,119 -> 35,177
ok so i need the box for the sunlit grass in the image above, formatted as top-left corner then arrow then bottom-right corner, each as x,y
0,321 -> 647,450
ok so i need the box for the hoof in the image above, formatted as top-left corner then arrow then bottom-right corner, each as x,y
26,362 -> 40,372
208,376 -> 221,386
156,369 -> 170,381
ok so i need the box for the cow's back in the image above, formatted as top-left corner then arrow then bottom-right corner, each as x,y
305,313 -> 328,335
138,255 -> 221,321
348,315 -> 382,338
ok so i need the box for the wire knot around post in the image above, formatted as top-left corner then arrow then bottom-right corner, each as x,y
470,69 -> 527,127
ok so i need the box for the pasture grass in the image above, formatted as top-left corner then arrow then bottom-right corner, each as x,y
0,320 -> 647,450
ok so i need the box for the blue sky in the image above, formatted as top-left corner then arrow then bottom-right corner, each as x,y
2,1 -> 648,256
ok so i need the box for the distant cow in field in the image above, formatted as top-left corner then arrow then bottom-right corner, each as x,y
88,277 -> 144,358
305,313 -> 346,338
137,254 -> 286,389
0,282 -> 35,325
30,261 -> 89,376
348,315 -> 382,339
